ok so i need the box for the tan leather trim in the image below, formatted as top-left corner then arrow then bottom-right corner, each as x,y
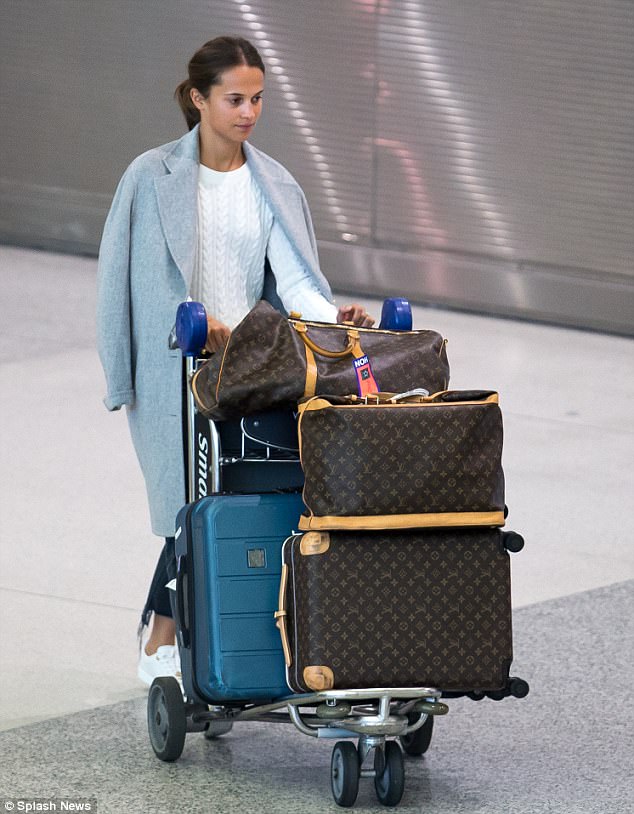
297,395 -> 498,409
297,397 -> 333,415
288,316 -> 443,339
303,342 -> 318,398
213,337 -> 233,402
298,511 -> 505,531
297,397 -> 333,514
299,532 -> 331,555
303,666 -> 334,691
294,324 -> 359,359
189,368 -> 205,412
423,390 -> 498,406
349,332 -> 363,359
274,562 -> 292,667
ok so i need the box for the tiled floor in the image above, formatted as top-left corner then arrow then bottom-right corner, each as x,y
1,245 -> 633,811
1,582 -> 632,813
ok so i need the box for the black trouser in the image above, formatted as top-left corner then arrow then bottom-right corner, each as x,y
141,537 -> 177,626
140,360 -> 188,629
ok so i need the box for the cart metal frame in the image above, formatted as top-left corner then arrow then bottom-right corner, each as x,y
149,304 -> 527,808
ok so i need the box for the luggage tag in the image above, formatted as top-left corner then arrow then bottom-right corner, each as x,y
337,321 -> 379,397
352,351 -> 379,397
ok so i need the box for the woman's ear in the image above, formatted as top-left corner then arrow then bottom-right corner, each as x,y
190,87 -> 205,111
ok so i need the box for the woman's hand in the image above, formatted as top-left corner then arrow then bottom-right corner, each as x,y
205,316 -> 231,353
336,303 -> 375,328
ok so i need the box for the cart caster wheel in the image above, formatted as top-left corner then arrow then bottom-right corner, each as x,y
330,741 -> 360,807
204,720 -> 234,739
400,713 -> 434,756
147,677 -> 186,762
503,531 -> 524,553
509,677 -> 530,698
374,741 -> 405,806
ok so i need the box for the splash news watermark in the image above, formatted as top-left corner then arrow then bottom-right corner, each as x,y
2,801 -> 96,813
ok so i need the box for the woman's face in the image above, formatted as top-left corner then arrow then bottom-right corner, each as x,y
193,64 -> 264,146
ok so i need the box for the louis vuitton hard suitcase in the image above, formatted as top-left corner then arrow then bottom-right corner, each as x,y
276,527 -> 516,694
297,390 -> 505,531
174,491 -> 304,704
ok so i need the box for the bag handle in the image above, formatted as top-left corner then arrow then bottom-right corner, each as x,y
274,562 -> 292,667
293,322 -> 362,359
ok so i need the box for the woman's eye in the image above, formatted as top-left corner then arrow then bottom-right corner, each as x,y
253,95 -> 262,104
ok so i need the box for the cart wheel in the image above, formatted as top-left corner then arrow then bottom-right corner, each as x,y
400,713 -> 434,756
330,741 -> 360,807
374,741 -> 405,807
147,677 -> 187,762
509,677 -> 530,698
204,720 -> 234,739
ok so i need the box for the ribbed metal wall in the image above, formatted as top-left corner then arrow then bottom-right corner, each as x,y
375,1 -> 634,268
1,0 -> 633,334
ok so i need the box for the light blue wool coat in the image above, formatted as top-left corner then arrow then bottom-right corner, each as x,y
96,125 -> 334,536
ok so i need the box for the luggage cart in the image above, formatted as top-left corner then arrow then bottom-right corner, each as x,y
147,300 -> 529,808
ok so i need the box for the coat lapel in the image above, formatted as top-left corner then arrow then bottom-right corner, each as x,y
154,127 -> 200,289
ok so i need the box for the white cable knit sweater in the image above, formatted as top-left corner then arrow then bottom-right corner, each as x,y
190,162 -> 337,328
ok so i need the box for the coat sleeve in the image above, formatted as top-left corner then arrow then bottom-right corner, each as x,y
96,164 -> 137,411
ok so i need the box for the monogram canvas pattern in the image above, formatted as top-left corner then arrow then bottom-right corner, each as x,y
300,398 -> 504,519
284,529 -> 513,692
192,301 -> 450,420
192,301 -> 303,421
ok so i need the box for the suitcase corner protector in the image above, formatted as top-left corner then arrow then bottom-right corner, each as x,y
299,532 -> 331,555
303,665 -> 334,691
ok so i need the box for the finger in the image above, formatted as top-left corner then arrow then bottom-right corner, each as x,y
205,333 -> 224,354
350,305 -> 369,326
342,305 -> 360,324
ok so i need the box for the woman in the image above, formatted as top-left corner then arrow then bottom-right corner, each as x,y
96,36 -> 373,686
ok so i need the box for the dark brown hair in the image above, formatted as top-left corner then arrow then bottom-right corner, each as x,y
175,36 -> 265,130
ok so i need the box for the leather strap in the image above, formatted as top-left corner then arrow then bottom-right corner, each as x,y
298,510 -> 506,531
293,322 -> 363,359
303,342 -> 318,398
274,562 -> 292,667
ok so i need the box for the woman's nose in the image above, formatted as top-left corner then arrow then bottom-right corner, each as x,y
241,102 -> 255,119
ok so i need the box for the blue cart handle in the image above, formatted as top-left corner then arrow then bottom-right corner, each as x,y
379,297 -> 412,331
175,300 -> 208,357
172,296 -> 411,355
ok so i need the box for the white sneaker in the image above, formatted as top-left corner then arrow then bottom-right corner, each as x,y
138,644 -> 183,688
